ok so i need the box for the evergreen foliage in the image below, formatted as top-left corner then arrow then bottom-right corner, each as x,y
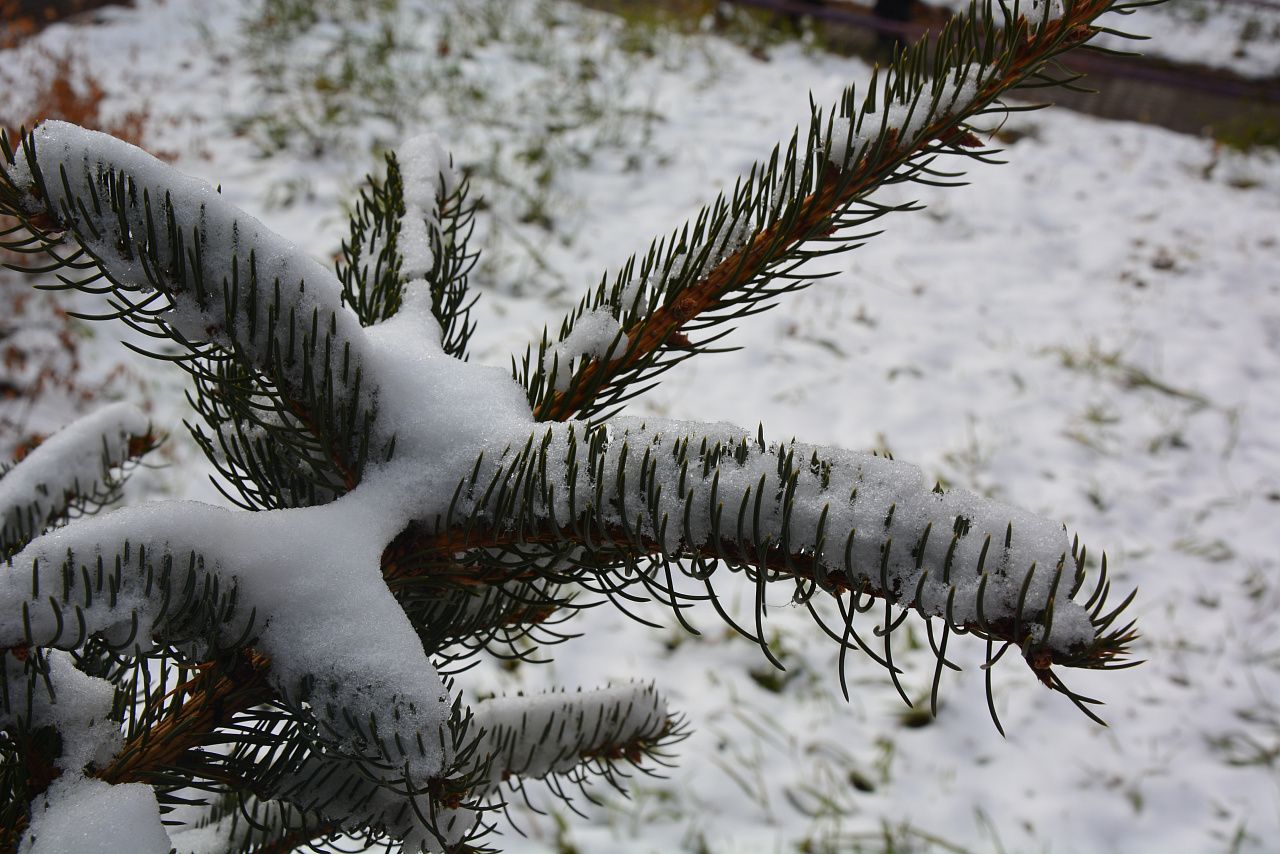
0,1 -> 1150,851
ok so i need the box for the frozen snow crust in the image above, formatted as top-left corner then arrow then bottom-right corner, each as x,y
0,122 -> 1098,851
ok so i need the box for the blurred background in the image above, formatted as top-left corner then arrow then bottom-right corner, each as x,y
3,2 -> 1280,852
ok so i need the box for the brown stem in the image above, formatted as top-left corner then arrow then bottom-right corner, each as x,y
93,649 -> 274,786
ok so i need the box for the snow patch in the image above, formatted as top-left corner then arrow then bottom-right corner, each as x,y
827,71 -> 984,166
543,308 -> 629,392
0,403 -> 150,548
20,777 -> 171,854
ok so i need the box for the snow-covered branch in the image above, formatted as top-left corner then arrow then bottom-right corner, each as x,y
400,417 -> 1122,689
467,684 -> 674,799
339,139 -> 477,358
5,122 -> 382,496
0,402 -> 154,558
0,498 -> 455,778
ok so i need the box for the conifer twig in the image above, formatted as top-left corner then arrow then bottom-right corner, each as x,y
533,0 -> 1115,423
94,650 -> 273,787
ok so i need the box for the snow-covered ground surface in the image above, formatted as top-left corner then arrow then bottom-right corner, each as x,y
1096,0 -> 1280,77
933,0 -> 1280,78
3,0 -> 1280,852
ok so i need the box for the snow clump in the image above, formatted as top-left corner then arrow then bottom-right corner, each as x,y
397,133 -> 458,281
542,308 -> 629,392
827,71 -> 984,166
3,650 -> 171,854
21,776 -> 171,854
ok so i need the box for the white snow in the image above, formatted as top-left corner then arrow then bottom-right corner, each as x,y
1,115 -> 1091,848
826,69 -> 983,167
21,777 -> 171,854
1,650 -> 121,776
542,308 -> 629,392
468,683 -> 669,796
458,416 -> 1092,653
397,132 -> 457,281
1093,0 -> 1280,78
2,650 -> 167,854
922,0 -> 1280,78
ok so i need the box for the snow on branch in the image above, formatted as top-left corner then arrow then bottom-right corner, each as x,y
521,0 -> 1117,424
2,649 -> 172,854
0,402 -> 154,558
3,121 -> 382,493
466,684 -> 675,800
19,776 -> 171,854
397,134 -> 458,283
166,794 -> 326,854
0,498 -> 454,783
4,123 -> 358,366
338,137 -> 478,359
427,418 -> 1121,682
266,692 -> 477,853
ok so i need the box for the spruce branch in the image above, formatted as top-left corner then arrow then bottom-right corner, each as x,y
465,684 -> 685,815
94,649 -> 273,788
0,402 -> 158,559
0,123 -> 692,851
164,793 -> 337,854
394,576 -> 583,671
386,419 -> 1136,726
523,0 -> 1123,424
338,148 -> 480,360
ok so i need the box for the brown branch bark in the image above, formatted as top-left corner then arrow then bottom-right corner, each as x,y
93,649 -> 274,786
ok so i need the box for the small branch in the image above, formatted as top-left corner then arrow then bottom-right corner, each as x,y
93,649 -> 274,787
537,4 -> 1106,423
381,512 -> 1131,677
251,824 -> 339,854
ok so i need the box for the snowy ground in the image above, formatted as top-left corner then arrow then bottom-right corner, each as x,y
932,0 -> 1280,78
1100,0 -> 1280,77
3,1 -> 1280,852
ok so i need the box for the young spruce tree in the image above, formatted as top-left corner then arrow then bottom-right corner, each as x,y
0,1 -> 1145,851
